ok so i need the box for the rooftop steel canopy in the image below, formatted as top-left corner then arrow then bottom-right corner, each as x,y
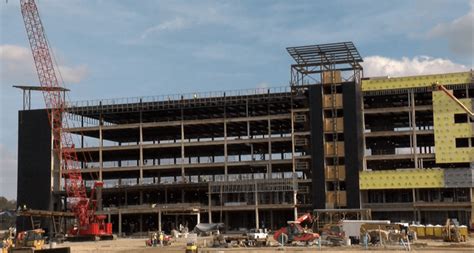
287,42 -> 364,86
286,41 -> 363,68
13,85 -> 70,110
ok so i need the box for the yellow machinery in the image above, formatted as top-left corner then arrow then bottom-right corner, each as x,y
185,242 -> 198,253
442,219 -> 466,242
15,229 -> 45,250
1,228 -> 15,253
2,229 -> 46,252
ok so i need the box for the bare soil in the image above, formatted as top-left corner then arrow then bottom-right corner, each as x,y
52,237 -> 474,253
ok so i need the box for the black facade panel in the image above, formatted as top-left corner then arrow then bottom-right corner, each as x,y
309,86 -> 325,209
342,82 -> 363,208
17,109 -> 52,230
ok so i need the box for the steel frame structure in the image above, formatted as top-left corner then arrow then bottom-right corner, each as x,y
287,42 -> 363,86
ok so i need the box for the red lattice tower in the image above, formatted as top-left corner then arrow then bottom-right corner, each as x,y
20,0 -> 94,228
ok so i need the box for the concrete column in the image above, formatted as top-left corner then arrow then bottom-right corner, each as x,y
224,109 -> 228,180
267,118 -> 272,178
118,211 -> 122,237
290,110 -> 298,221
255,182 -> 259,229
99,115 -> 103,181
139,110 -> 144,183
124,191 -> 128,207
412,188 -> 417,221
197,212 -> 201,225
410,91 -> 418,168
139,214 -> 143,233
158,210 -> 162,232
208,183 -> 212,223
270,210 -> 274,230
290,110 -> 296,174
293,190 -> 298,221
181,109 -> 186,181
470,188 -> 474,229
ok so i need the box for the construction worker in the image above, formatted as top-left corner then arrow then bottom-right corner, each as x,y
152,232 -> 157,247
159,232 -> 164,246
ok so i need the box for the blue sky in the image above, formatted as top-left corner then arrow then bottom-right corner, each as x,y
0,0 -> 473,200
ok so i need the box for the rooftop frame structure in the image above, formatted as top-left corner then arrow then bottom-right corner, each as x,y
287,42 -> 363,86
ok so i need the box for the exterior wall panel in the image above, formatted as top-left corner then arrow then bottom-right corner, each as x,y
16,109 -> 52,231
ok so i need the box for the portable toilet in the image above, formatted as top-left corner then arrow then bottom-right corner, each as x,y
459,225 -> 468,238
416,224 -> 426,238
434,225 -> 443,238
425,224 -> 434,237
409,225 -> 418,240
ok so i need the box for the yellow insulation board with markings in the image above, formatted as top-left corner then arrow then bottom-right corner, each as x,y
359,169 -> 444,190
432,90 -> 474,163
362,71 -> 472,91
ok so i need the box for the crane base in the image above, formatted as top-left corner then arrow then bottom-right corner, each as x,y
65,234 -> 116,242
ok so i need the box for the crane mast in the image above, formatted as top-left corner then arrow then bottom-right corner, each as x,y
20,0 -> 109,236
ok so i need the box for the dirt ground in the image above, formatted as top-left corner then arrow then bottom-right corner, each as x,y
53,237 -> 474,253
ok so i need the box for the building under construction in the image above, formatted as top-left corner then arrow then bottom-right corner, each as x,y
16,42 -> 474,235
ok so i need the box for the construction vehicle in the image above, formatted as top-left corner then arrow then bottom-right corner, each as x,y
245,228 -> 269,247
442,219 -> 466,242
273,213 -> 320,245
320,223 -> 346,246
185,242 -> 198,253
14,229 -> 45,250
360,223 -> 404,245
2,229 -> 70,253
1,228 -> 15,253
19,0 -> 113,240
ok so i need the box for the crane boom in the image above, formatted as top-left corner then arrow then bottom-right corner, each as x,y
433,82 -> 474,117
20,0 -> 93,229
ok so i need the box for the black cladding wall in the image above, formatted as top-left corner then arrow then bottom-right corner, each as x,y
17,109 -> 52,230
309,82 -> 363,209
342,82 -> 363,208
309,85 -> 326,209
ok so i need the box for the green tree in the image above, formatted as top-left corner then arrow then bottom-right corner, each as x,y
0,196 -> 16,210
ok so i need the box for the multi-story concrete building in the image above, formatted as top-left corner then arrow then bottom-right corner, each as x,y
16,42 -> 474,235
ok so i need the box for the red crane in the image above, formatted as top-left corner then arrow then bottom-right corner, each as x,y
20,0 -> 112,238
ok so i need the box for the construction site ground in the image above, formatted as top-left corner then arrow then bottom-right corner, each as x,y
57,236 -> 474,253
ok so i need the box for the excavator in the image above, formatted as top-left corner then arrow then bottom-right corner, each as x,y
273,213 -> 320,246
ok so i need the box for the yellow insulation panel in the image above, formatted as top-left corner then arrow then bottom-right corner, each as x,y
432,90 -> 474,163
359,169 -> 444,189
362,71 -> 472,91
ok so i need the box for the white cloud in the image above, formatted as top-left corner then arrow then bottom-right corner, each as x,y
0,44 -> 88,85
57,65 -> 88,84
362,55 -> 470,77
140,17 -> 188,40
256,82 -> 269,89
427,0 -> 474,56
0,144 -> 17,200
